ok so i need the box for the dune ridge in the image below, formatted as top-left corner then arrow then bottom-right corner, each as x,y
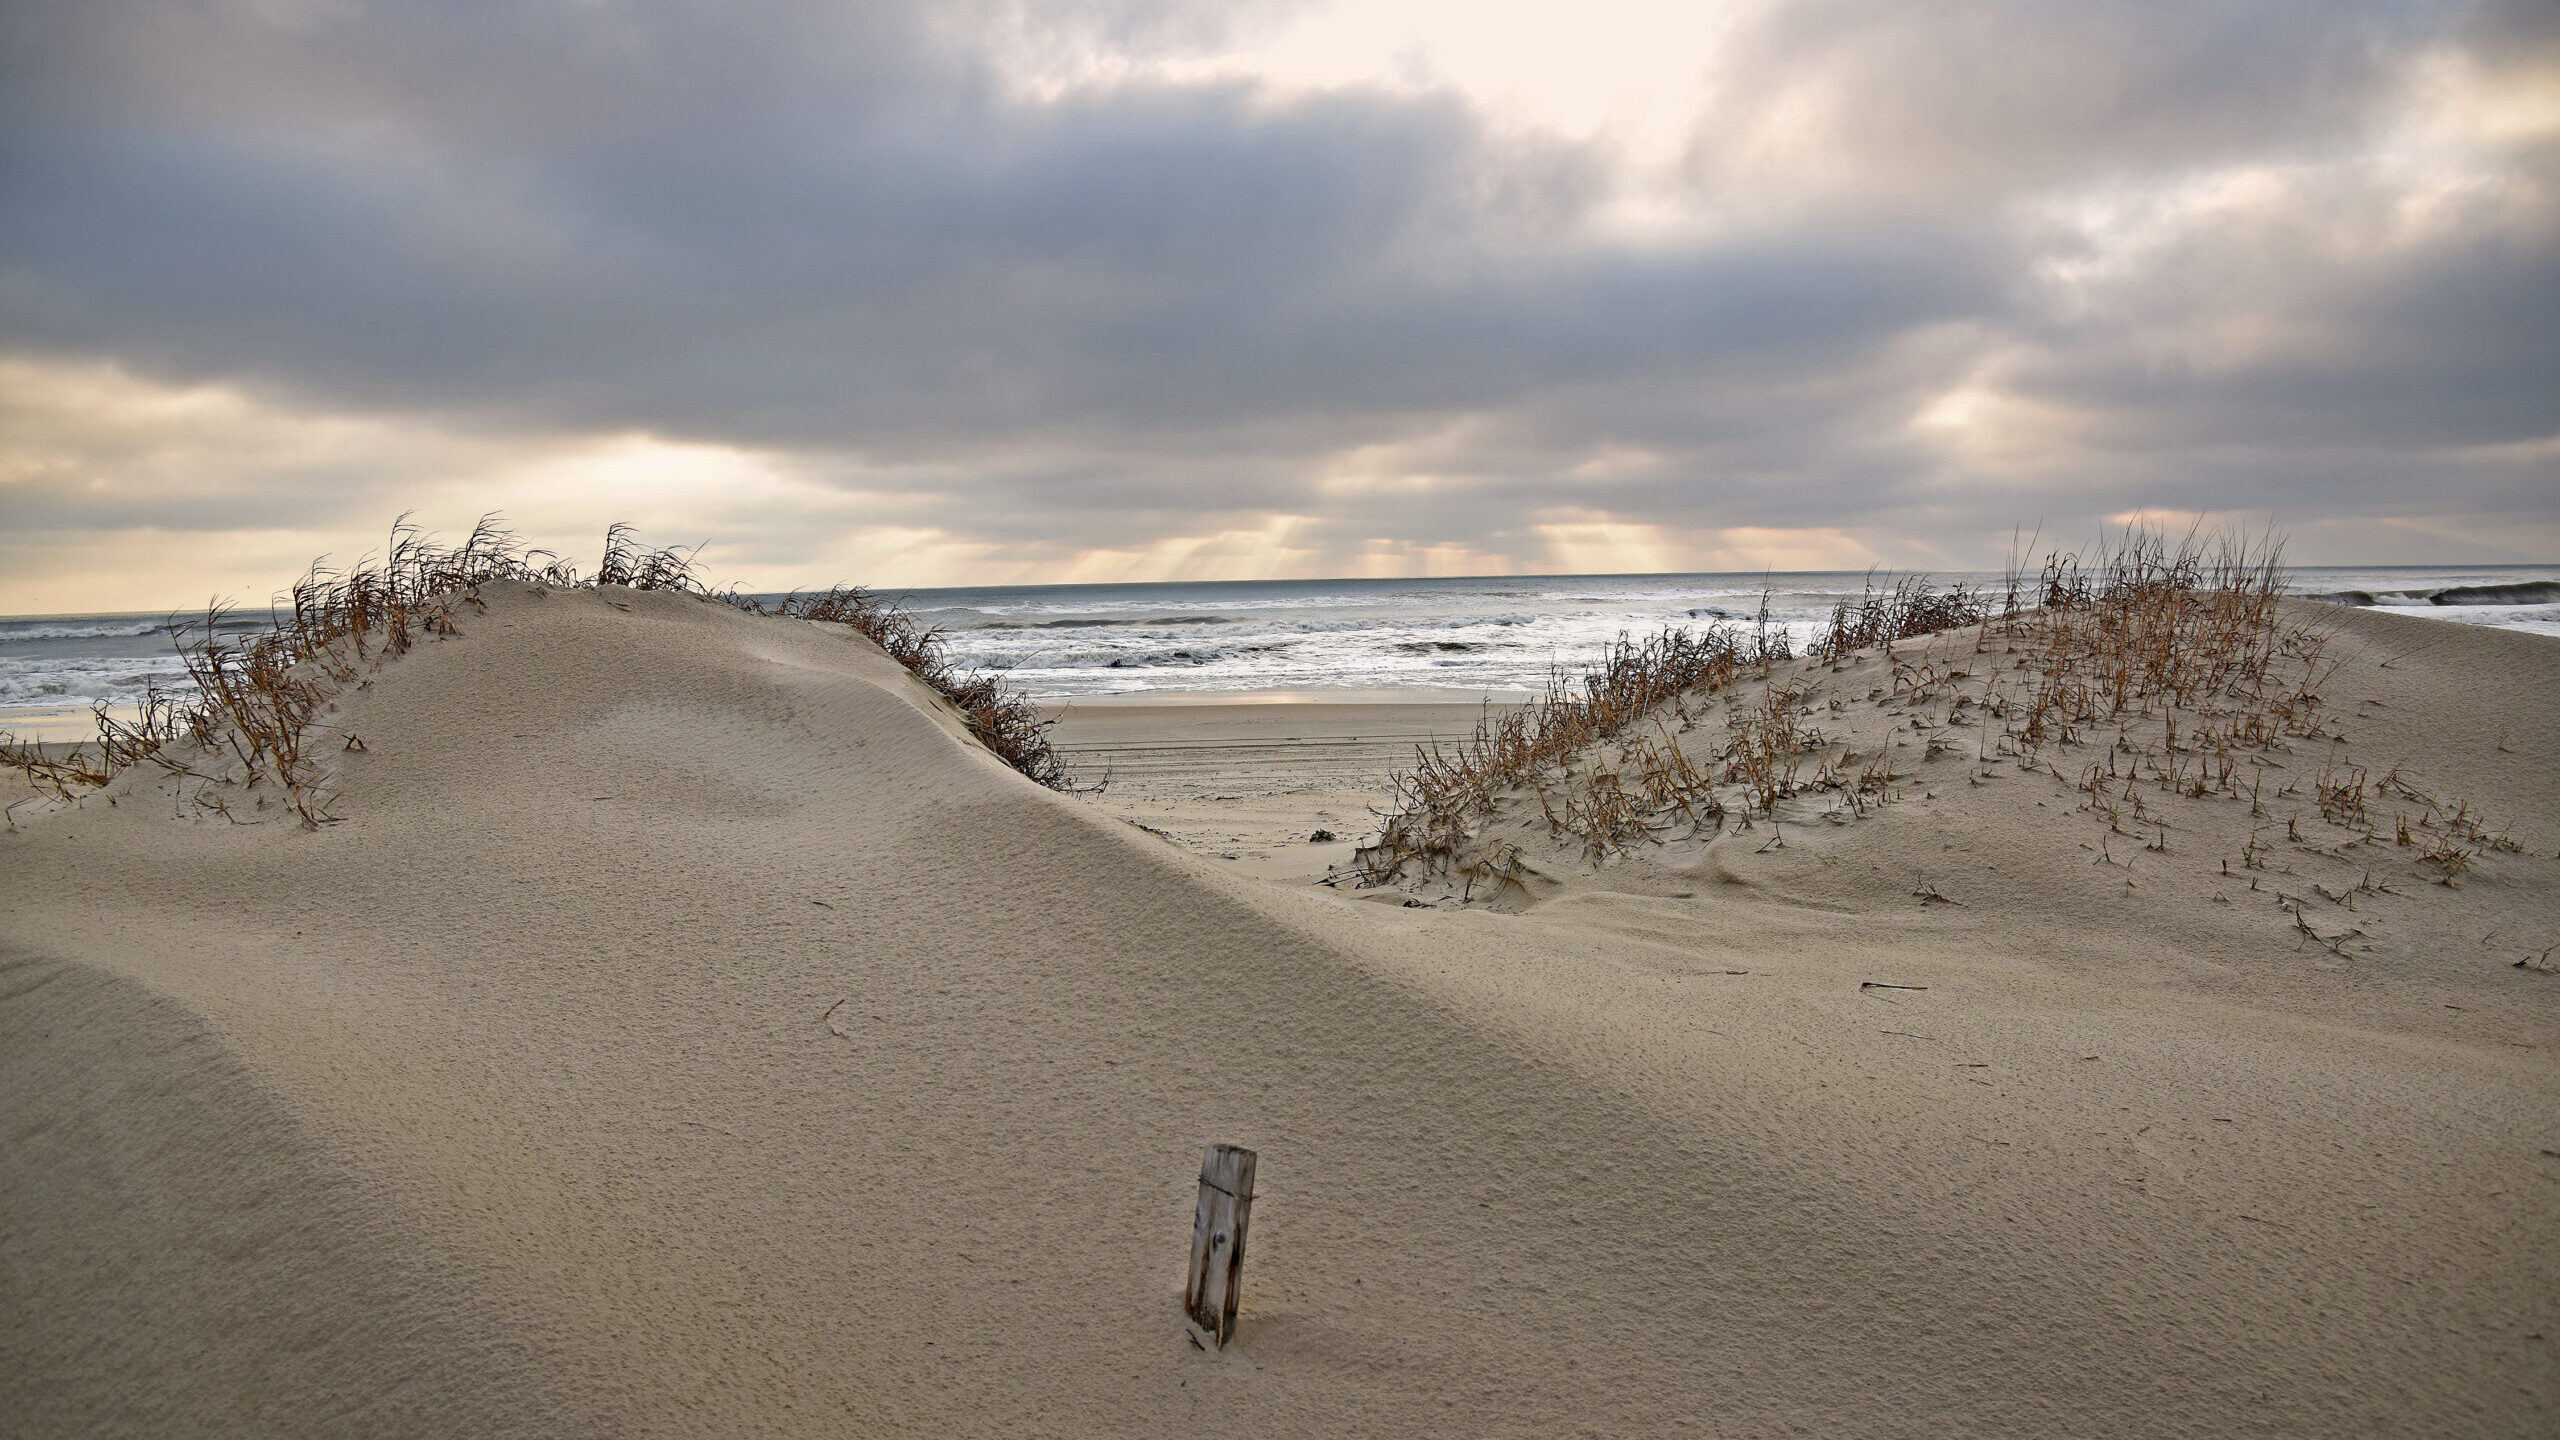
4,580 -> 2556,1436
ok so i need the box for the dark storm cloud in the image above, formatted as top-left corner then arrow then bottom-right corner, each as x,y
2018,201 -> 2560,454
2,0 -> 2554,575
0,8 -> 1990,443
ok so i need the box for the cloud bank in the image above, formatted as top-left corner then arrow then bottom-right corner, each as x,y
3,0 -> 2554,608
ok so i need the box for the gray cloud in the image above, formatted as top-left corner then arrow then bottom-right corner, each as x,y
2,0 -> 2554,586
1685,0 -> 2442,203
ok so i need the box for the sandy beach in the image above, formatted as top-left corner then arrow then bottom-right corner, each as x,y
5,581 -> 2557,1436
1050,702 -> 1509,884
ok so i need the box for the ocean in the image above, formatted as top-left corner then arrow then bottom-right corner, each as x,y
5,565 -> 2556,738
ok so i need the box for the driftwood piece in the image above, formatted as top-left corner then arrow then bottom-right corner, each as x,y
1184,1144 -> 1257,1348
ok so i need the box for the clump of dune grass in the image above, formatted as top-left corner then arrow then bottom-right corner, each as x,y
1353,525 -> 2358,897
594,522 -> 711,593
1997,528 -> 2319,755
1810,574 -> 1986,663
0,513 -> 1071,824
1353,617 -> 1788,885
751,586 -> 1067,789
1724,678 -> 1822,813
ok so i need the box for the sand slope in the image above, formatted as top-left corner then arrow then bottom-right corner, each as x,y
4,582 -> 2555,1436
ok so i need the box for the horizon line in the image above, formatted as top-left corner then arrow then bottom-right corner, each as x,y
7,559 -> 2558,621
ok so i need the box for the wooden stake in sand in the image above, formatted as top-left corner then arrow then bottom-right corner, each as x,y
1185,1144 -> 1258,1349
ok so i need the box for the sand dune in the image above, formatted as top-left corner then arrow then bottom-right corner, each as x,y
5,582 -> 2556,1436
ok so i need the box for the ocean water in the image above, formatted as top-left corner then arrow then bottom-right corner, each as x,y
909,566 -> 2560,699
5,566 -> 2555,733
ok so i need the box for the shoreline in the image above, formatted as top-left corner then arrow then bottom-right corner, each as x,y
1048,701 -> 1514,882
12,572 -> 2555,749
1042,685 -> 1534,707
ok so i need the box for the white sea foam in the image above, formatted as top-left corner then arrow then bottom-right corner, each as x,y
0,656 -> 193,709
0,620 -> 176,642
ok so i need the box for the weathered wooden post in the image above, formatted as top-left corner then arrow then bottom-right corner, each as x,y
1184,1143 -> 1257,1348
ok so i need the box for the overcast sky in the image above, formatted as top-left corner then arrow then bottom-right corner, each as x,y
3,0 -> 2555,610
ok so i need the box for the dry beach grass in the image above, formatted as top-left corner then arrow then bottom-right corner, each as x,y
1354,530 -> 2334,893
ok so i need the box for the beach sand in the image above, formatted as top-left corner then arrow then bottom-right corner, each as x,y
4,582 -> 2555,1436
1050,702 -> 1510,884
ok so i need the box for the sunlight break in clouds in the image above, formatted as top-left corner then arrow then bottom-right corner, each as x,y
980,0 -> 1746,232
0,355 -> 868,611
